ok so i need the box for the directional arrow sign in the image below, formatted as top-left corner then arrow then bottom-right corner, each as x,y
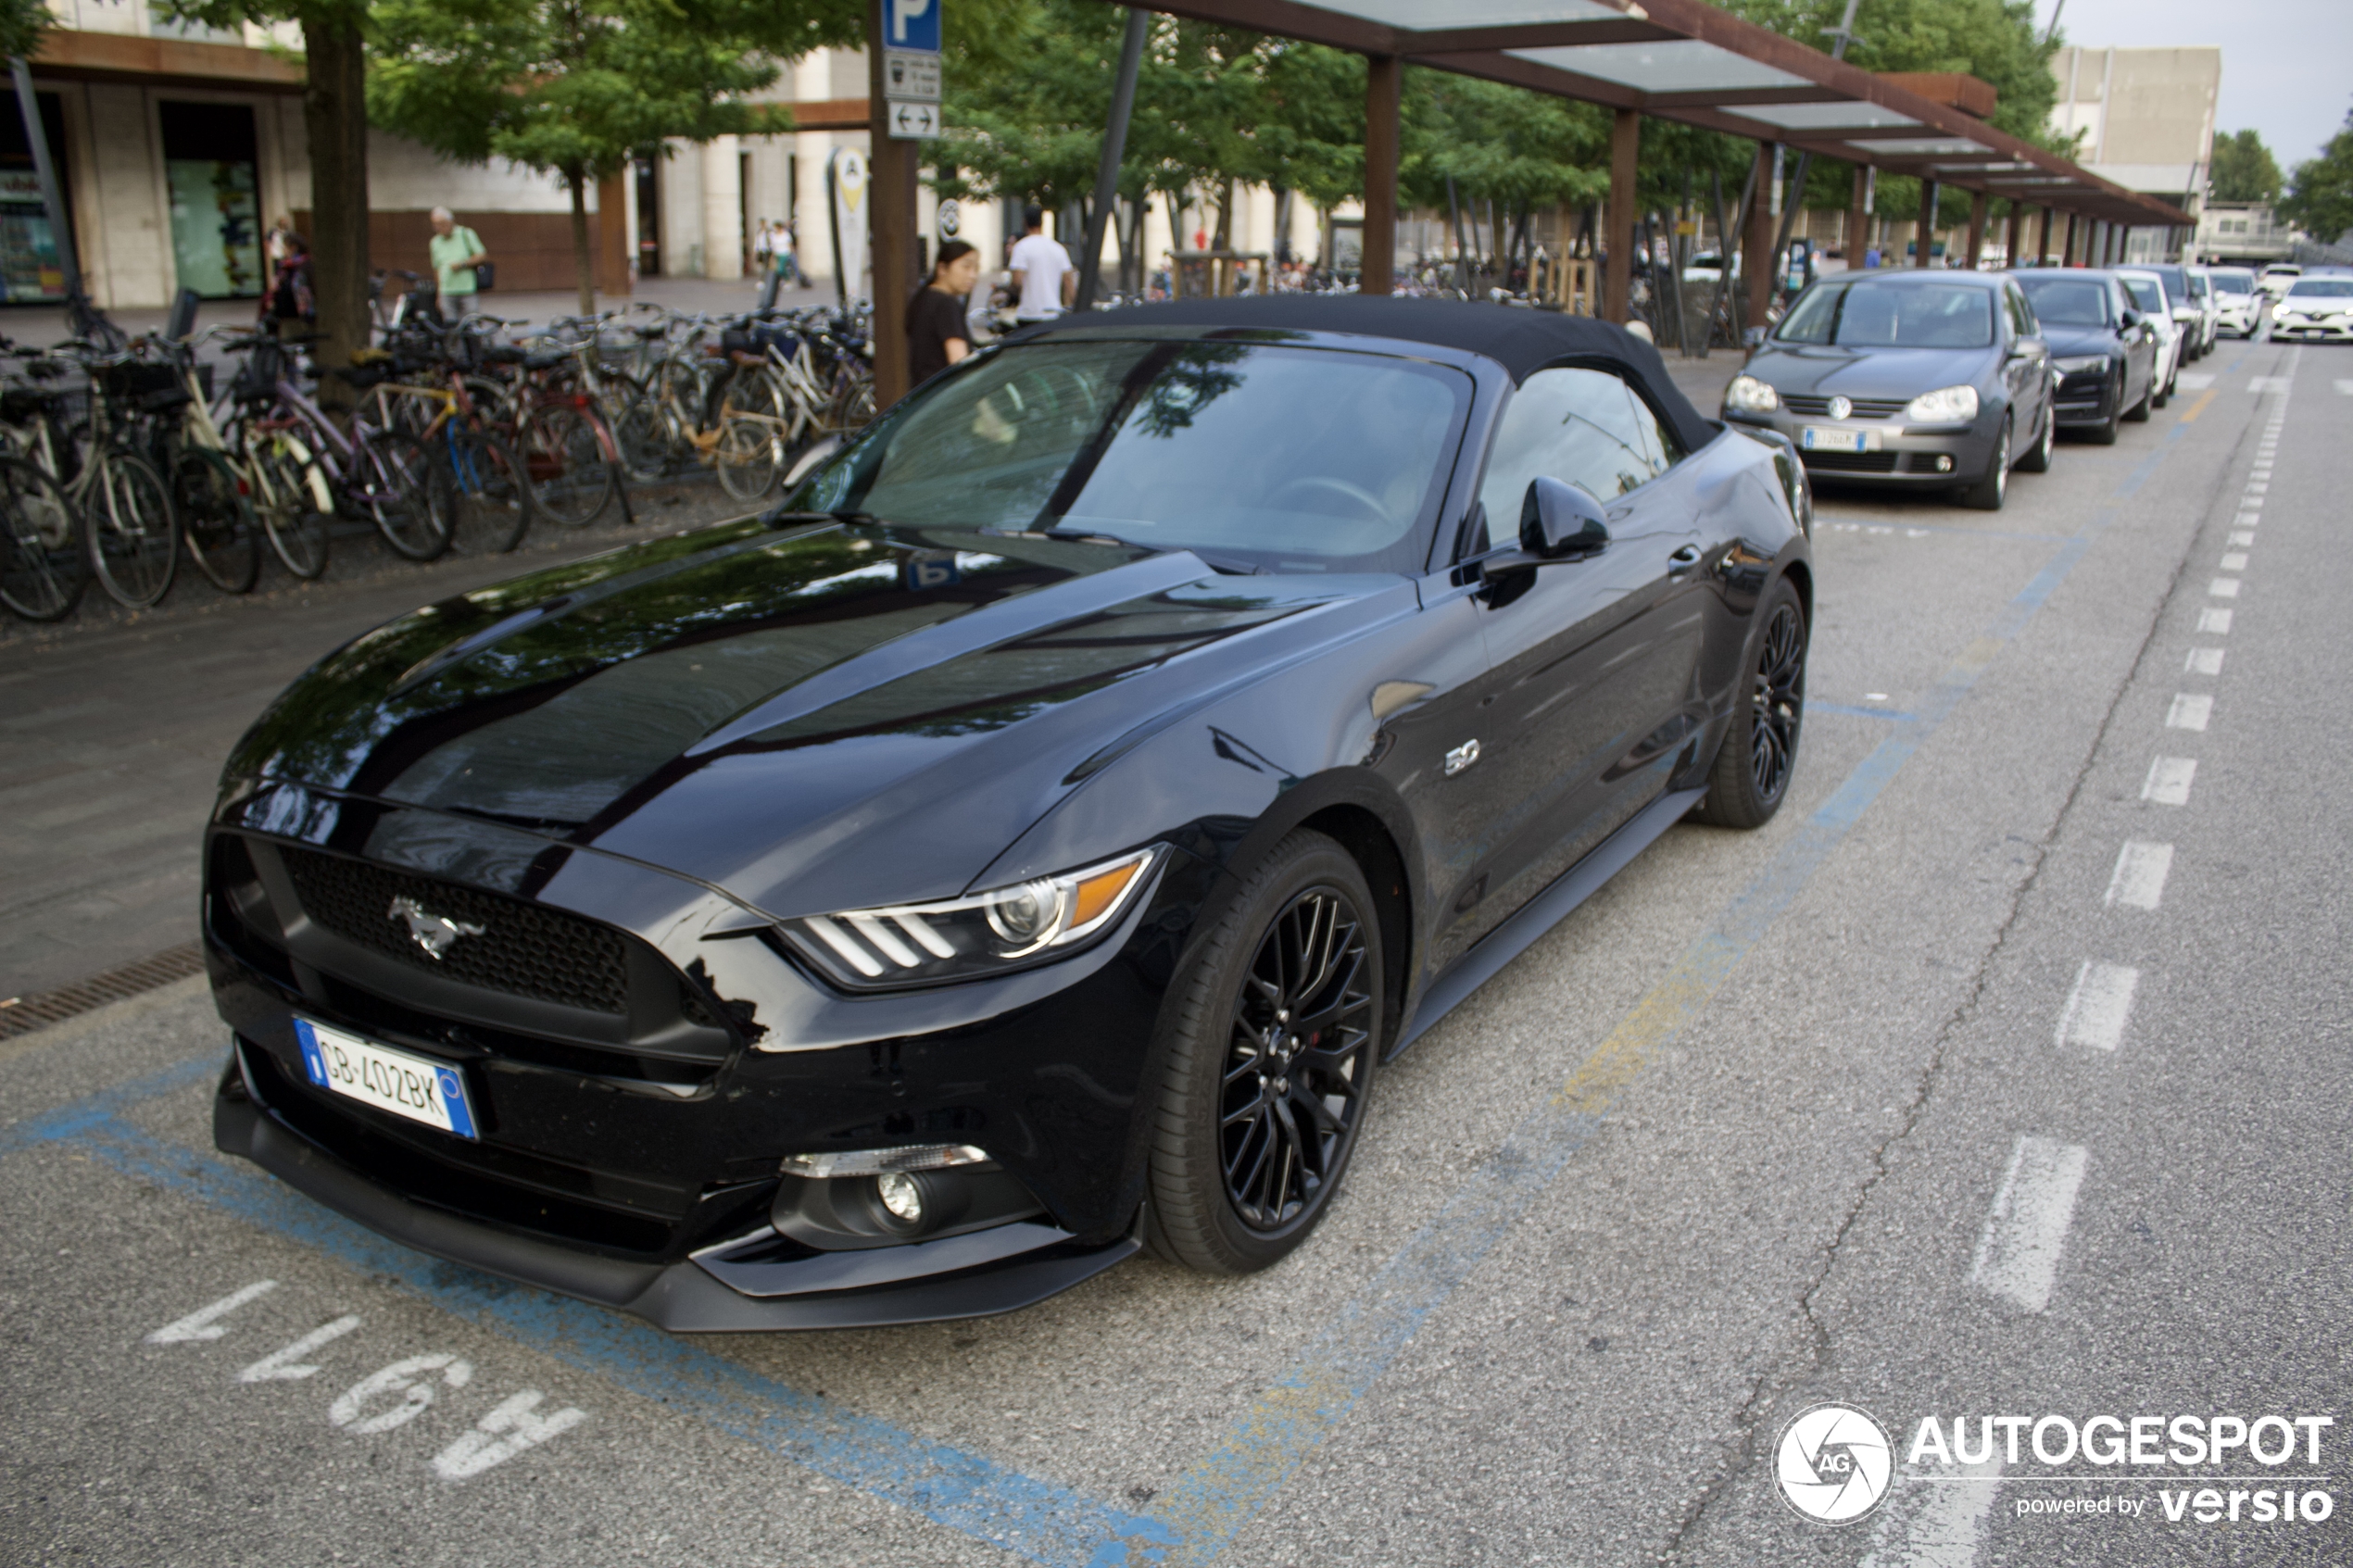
888,99 -> 941,141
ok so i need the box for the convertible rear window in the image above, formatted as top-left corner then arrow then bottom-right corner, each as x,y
1774,282 -> 1994,347
796,340 -> 1471,574
2015,279 -> 2110,326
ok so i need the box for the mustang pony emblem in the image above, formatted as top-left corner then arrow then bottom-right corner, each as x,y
387,896 -> 484,960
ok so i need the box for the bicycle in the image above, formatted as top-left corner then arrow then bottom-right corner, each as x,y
0,340 -> 181,609
121,331 -> 261,595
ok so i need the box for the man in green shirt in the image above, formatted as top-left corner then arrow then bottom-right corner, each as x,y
428,207 -> 490,299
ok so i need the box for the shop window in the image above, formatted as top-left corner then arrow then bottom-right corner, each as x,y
0,91 -> 71,303
158,100 -> 262,298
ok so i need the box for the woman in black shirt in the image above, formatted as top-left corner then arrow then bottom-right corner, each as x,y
907,240 -> 980,387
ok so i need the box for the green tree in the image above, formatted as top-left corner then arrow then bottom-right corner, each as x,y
161,0 -> 374,385
2279,107 -> 2353,245
370,0 -> 861,313
0,0 -> 53,64
2208,129 -> 2282,205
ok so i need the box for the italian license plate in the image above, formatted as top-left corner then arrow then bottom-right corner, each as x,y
294,1018 -> 478,1138
1802,426 -> 1873,453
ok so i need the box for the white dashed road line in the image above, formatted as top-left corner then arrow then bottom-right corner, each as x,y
2184,647 -> 2224,675
2207,578 -> 2240,598
2104,841 -> 2174,910
2056,961 -> 2141,1052
2142,757 -> 2196,806
2198,608 -> 2233,633
1970,1135 -> 2092,1313
2165,694 -> 2213,731
2220,552 -> 2248,571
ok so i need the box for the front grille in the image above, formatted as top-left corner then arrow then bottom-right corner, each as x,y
1799,450 -> 1898,473
279,845 -> 630,1014
1783,395 -> 1907,420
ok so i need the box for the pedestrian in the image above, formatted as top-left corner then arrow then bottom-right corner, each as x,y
782,218 -> 800,284
259,227 -> 313,335
264,214 -> 296,270
428,207 -> 492,305
908,239 -> 980,386
1008,206 -> 1074,323
752,217 -> 774,276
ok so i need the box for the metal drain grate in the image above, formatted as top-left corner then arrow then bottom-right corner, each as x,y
0,942 -> 205,1041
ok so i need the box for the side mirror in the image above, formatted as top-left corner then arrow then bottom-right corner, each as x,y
1521,476 -> 1611,558
2119,308 -> 2143,328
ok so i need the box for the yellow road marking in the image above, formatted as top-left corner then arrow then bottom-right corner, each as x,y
2178,388 -> 2217,422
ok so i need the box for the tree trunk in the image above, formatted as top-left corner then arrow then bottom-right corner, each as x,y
299,7 -> 369,406
569,169 -> 594,315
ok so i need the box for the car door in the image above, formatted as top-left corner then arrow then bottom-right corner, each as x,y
1443,365 -> 1712,957
2116,282 -> 2155,406
2002,283 -> 2050,436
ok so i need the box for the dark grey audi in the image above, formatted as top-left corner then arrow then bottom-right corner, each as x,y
204,296 -> 1815,1331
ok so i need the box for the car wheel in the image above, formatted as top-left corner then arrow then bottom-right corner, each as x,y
1142,830 -> 1383,1275
1958,412 -> 2011,511
2017,396 -> 2055,472
2123,369 -> 2153,423
2087,374 -> 2123,444
1692,577 -> 1807,830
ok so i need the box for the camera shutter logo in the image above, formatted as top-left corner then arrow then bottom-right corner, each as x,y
1774,1403 -> 1894,1524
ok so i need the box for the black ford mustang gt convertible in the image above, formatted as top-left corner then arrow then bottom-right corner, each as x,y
204,296 -> 1815,1331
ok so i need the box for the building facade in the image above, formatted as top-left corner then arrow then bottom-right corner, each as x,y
2047,45 -> 2220,261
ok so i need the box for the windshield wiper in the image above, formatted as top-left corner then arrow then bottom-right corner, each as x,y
1037,528 -> 1262,575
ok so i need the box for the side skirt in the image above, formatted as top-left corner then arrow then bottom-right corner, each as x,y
1387,785 -> 1707,1060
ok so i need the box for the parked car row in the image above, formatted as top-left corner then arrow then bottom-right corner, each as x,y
1719,260 -> 2296,513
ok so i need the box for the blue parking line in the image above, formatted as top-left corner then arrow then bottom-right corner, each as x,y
1809,703 -> 1916,721
1145,421 -> 2194,1564
5,1087 -> 1173,1566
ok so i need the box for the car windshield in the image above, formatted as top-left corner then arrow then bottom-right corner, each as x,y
2017,278 -> 2109,326
2287,279 -> 2353,298
2121,278 -> 2167,312
789,339 -> 1471,575
2147,266 -> 2189,297
1775,282 -> 1994,347
2210,269 -> 2256,292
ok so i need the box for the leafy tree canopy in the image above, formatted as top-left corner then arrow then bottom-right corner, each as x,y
2208,129 -> 2282,206
2278,106 -> 2353,245
0,0 -> 51,64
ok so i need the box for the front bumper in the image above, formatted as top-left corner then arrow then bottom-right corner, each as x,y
2272,318 -> 2353,342
2050,367 -> 2120,426
1720,408 -> 1997,484
202,793 -> 1217,1331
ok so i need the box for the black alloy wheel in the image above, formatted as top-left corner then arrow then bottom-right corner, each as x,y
1220,888 -> 1377,1232
1145,830 -> 1382,1274
1693,577 -> 1807,830
1960,411 -> 2011,511
2086,373 -> 2123,445
2017,396 -> 2055,473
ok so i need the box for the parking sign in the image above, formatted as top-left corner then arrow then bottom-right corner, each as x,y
888,0 -> 939,53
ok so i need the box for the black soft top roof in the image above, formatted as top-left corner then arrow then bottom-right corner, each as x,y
1013,295 -> 1719,456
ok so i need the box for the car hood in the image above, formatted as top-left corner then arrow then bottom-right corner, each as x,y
227,517 -> 1411,916
1743,344 -> 1994,400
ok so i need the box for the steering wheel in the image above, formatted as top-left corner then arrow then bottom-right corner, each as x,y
1269,474 -> 1387,521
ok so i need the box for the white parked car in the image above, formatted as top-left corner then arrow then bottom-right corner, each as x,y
2207,266 -> 2264,338
2140,264 -> 2216,358
2115,270 -> 2182,406
2259,263 -> 2302,301
2271,274 -> 2353,342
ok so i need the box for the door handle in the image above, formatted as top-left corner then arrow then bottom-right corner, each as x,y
1667,545 -> 1703,571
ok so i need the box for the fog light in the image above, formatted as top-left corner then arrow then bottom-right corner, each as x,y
875,1171 -> 924,1223
1934,455 -> 1954,473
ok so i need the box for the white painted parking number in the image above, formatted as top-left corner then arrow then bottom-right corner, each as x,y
144,1280 -> 585,1479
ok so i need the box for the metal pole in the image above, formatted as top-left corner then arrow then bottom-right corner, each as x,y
1604,107 -> 1638,322
9,58 -> 92,325
1075,8 -> 1147,310
1767,0 -> 1861,301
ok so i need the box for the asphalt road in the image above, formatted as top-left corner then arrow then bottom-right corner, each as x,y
3,333 -> 2347,1567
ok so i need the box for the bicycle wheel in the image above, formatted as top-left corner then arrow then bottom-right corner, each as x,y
0,455 -> 87,621
713,373 -> 785,503
82,447 -> 179,608
171,445 -> 261,594
443,427 -> 530,554
608,383 -> 671,483
248,433 -> 332,580
516,401 -> 617,527
652,353 -> 718,457
357,426 -> 452,561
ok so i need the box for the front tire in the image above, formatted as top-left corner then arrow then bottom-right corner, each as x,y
1692,578 -> 1807,830
1143,831 -> 1382,1275
1958,412 -> 2011,511
2016,397 -> 2055,473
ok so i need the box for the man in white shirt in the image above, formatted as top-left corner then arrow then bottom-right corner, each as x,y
1008,206 -> 1076,322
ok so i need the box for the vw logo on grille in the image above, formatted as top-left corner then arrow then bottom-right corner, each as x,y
387,896 -> 485,960
1826,395 -> 1853,420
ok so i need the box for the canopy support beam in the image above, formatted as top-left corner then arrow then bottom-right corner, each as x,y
1604,107 -> 1638,322
1076,8 -> 1149,311
1363,54 -> 1401,295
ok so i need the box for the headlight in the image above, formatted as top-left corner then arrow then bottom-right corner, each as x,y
783,847 -> 1162,988
2053,356 -> 2109,374
1724,374 -> 1780,413
1904,384 -> 1980,424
